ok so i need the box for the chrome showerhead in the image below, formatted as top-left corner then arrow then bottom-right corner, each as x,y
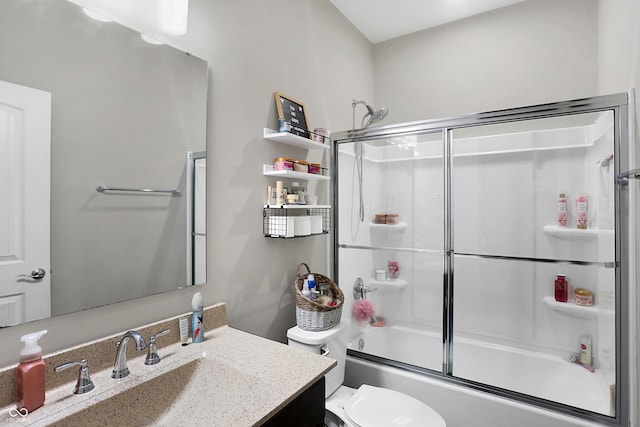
352,99 -> 389,129
364,106 -> 388,127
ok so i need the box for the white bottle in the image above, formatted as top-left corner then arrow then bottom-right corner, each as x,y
302,279 -> 311,299
580,334 -> 592,366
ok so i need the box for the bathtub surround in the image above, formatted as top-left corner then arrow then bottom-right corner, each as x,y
333,94 -> 630,424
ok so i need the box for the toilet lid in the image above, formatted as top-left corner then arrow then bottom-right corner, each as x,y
344,385 -> 446,427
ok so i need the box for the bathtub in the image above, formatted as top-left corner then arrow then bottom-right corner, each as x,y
344,324 -> 612,427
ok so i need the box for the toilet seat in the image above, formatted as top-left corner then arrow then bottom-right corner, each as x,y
343,385 -> 446,427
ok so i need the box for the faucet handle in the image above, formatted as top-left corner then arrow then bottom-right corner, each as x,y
145,328 -> 171,366
55,358 -> 95,394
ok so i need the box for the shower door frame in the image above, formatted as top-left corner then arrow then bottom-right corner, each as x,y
331,92 -> 633,426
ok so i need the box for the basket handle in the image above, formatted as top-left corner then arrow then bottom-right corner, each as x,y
296,262 -> 311,278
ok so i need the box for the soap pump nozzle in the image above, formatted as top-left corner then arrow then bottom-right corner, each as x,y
20,330 -> 47,362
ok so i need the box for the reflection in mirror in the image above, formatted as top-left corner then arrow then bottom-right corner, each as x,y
0,0 -> 208,327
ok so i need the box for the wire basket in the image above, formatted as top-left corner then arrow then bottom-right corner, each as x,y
294,263 -> 344,331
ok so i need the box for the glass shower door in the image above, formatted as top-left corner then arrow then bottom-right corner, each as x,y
450,111 -> 617,416
335,131 -> 444,372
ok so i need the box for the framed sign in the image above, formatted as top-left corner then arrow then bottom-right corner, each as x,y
274,92 -> 310,138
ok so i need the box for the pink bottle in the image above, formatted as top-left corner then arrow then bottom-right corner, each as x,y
575,194 -> 589,229
16,330 -> 47,413
557,193 -> 567,227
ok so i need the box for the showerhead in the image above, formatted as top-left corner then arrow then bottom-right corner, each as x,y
364,106 -> 389,127
352,99 -> 389,129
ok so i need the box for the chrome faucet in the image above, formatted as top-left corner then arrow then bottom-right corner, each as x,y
112,330 -> 147,379
353,277 -> 377,300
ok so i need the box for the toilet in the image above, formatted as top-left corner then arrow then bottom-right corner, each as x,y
287,322 -> 446,427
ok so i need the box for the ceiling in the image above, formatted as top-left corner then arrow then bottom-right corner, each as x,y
329,0 -> 525,44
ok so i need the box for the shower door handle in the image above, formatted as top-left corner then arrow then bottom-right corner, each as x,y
18,268 -> 46,280
617,168 -> 640,185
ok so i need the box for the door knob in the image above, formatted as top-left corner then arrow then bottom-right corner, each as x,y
18,268 -> 46,280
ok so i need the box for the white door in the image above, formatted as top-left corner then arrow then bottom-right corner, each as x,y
0,80 -> 51,326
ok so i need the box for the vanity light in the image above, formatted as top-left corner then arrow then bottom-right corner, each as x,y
82,8 -> 113,23
140,34 -> 165,45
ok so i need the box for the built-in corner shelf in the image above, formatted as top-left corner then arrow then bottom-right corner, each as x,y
369,279 -> 407,290
263,128 -> 330,151
543,296 -> 599,319
263,164 -> 330,181
368,222 -> 408,230
542,225 -> 612,241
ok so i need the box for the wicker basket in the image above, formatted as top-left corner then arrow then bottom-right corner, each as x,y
294,263 -> 344,331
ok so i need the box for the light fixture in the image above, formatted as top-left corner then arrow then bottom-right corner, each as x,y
140,34 -> 164,45
82,7 -> 113,22
159,0 -> 189,35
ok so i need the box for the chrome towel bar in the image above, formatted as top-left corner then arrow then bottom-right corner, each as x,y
96,185 -> 181,195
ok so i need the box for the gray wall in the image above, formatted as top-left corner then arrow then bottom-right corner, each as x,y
372,0 -> 599,123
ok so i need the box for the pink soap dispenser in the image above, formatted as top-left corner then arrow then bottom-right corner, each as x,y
16,330 -> 48,413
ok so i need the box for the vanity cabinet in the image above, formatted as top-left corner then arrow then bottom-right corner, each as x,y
262,129 -> 331,238
263,377 -> 325,427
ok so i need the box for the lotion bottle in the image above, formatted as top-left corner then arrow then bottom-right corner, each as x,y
16,330 -> 48,412
580,334 -> 592,366
191,292 -> 204,343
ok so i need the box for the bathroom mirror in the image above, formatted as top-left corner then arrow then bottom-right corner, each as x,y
0,0 -> 208,326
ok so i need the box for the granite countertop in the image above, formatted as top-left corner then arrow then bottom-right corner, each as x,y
0,305 -> 336,426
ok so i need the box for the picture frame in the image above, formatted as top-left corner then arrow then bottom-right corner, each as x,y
274,91 -> 310,138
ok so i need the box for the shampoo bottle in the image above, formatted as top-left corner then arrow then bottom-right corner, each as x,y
575,194 -> 589,229
557,193 -> 567,227
191,292 -> 204,343
580,334 -> 592,366
16,330 -> 48,412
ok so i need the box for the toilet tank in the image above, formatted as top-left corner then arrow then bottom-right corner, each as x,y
287,322 -> 347,397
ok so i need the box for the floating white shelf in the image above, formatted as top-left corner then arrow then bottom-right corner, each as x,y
264,204 -> 331,209
263,164 -> 330,181
542,225 -> 611,241
263,128 -> 330,150
543,296 -> 598,319
369,222 -> 408,230
369,279 -> 408,290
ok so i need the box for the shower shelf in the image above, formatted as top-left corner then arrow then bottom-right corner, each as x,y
369,222 -> 408,230
369,279 -> 407,290
542,225 -> 609,240
263,164 -> 330,181
263,128 -> 330,150
543,296 -> 599,319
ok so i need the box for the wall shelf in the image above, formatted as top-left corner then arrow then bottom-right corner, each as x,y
542,225 -> 611,241
543,296 -> 598,319
369,222 -> 407,230
369,279 -> 407,290
263,205 -> 331,238
263,128 -> 330,150
263,164 -> 330,181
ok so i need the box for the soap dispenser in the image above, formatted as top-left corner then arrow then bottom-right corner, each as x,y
16,330 -> 48,412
